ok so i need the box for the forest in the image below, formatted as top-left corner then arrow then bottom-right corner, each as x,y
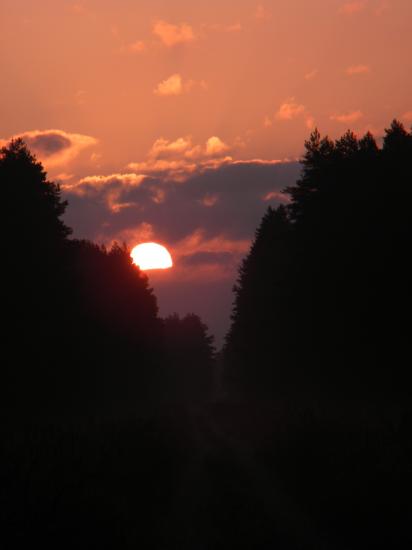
1,121 -> 412,548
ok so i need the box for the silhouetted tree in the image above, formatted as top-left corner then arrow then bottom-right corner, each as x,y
0,140 -> 162,415
225,120 -> 412,400
225,206 -> 293,393
162,313 -> 215,401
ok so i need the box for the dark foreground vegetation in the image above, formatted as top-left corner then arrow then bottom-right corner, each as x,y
1,122 -> 412,548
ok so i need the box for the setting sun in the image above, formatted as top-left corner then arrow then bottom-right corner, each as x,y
131,242 -> 173,271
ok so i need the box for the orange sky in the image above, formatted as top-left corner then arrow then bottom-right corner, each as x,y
1,0 -> 411,342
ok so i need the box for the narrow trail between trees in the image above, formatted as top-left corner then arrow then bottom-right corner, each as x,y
157,408 -> 335,550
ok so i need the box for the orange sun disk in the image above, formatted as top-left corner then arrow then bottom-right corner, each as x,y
131,242 -> 173,271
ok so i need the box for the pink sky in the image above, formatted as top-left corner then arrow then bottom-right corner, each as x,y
1,0 -> 411,342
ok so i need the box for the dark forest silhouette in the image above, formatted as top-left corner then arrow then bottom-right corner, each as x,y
1,123 -> 412,548
225,120 -> 412,401
2,138 -> 215,417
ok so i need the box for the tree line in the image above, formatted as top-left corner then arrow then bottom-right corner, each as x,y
1,139 -> 215,418
1,121 -> 412,549
224,120 -> 412,402
2,120 -> 411,416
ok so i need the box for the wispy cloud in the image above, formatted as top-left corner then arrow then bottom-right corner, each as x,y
127,135 -> 231,180
206,136 -> 230,156
330,110 -> 363,123
255,4 -> 271,20
339,1 -> 367,15
346,64 -> 370,75
375,1 -> 389,16
127,40 -> 146,53
0,129 -> 97,168
154,74 -> 185,96
153,20 -> 195,47
305,115 -> 316,130
305,69 -> 318,80
263,116 -> 273,128
275,98 -> 306,120
266,101 -> 316,129
63,173 -> 148,212
208,22 -> 243,33
154,74 -> 199,96
262,191 -> 289,203
200,193 -> 219,207
67,173 -> 146,193
170,229 -> 250,282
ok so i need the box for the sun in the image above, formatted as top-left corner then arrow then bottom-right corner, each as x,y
131,242 -> 173,271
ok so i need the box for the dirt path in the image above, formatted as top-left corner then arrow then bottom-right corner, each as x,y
157,409 -> 335,550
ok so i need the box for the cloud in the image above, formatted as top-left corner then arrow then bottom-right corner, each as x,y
346,64 -> 370,75
63,158 -> 301,340
63,173 -> 148,213
206,136 -> 230,156
263,116 -> 273,128
375,1 -> 389,16
330,110 -> 364,123
276,98 -> 306,120
168,229 -> 251,282
153,20 -> 195,47
69,3 -> 89,15
66,173 -> 146,194
222,22 -> 242,32
154,74 -> 199,96
149,136 -> 196,158
339,1 -> 367,15
180,251 -> 234,267
255,5 -> 271,20
272,99 -> 315,128
64,157 -> 300,243
127,40 -> 146,53
305,69 -> 318,80
127,135 -> 232,180
61,133 -> 300,295
201,193 -> 219,207
305,115 -> 316,130
0,129 -> 97,168
154,74 -> 184,96
208,22 -> 243,33
111,222 -> 155,245
263,191 -> 290,203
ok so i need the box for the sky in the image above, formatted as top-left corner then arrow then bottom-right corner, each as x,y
1,0 -> 411,345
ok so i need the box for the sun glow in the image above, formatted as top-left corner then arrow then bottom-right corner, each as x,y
131,242 -> 173,271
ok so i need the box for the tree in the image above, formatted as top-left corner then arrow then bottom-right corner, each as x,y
224,205 -> 294,393
225,120 -> 412,400
1,138 -> 71,256
162,313 -> 215,401
0,140 -> 163,414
